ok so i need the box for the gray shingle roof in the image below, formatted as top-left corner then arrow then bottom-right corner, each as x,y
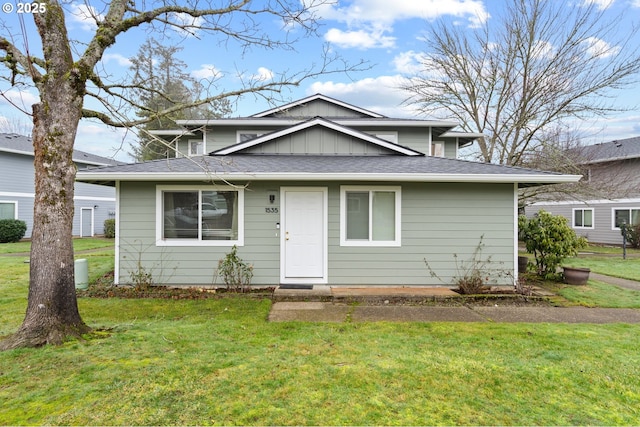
77,154 -> 576,187
0,133 -> 118,166
576,136 -> 640,163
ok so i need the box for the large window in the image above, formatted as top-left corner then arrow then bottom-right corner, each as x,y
0,202 -> 17,220
613,208 -> 640,229
573,208 -> 593,229
340,186 -> 401,246
157,186 -> 243,246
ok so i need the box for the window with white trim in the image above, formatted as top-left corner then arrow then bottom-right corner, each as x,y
188,140 -> 204,156
340,186 -> 401,246
431,141 -> 445,157
613,208 -> 640,229
573,208 -> 593,229
157,186 -> 243,246
0,201 -> 17,220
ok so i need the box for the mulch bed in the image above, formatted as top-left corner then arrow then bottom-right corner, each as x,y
78,273 -> 275,300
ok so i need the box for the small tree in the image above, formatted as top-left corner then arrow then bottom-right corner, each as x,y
519,211 -> 587,279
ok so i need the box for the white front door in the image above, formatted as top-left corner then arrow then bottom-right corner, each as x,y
281,187 -> 327,284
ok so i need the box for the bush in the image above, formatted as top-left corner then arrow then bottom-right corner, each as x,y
104,218 -> 115,238
217,245 -> 253,292
623,223 -> 640,249
0,219 -> 27,243
519,211 -> 588,279
425,236 -> 508,294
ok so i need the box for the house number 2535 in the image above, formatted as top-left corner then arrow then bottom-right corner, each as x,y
265,207 -> 279,213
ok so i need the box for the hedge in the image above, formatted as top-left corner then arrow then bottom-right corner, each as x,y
0,219 -> 27,243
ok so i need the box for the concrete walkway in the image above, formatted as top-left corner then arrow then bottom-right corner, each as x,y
269,302 -> 640,323
269,272 -> 640,323
590,272 -> 640,291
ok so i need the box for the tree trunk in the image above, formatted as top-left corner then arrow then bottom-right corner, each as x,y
0,71 -> 89,351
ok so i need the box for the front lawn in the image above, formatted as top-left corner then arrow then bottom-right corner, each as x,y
1,240 -> 640,424
0,236 -> 115,255
1,297 -> 639,425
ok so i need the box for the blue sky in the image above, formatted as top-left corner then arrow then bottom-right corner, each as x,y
1,0 -> 640,161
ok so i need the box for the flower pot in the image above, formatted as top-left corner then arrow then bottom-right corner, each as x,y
563,266 -> 590,285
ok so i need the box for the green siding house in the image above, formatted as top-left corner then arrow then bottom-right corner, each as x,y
77,94 -> 579,288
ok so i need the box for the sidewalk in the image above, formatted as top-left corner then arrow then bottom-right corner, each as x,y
590,272 -> 640,291
269,274 -> 640,323
269,302 -> 640,323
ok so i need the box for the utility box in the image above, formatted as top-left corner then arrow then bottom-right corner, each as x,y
74,258 -> 89,290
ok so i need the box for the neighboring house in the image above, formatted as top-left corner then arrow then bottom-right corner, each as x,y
0,133 -> 117,238
527,137 -> 640,245
76,94 -> 578,288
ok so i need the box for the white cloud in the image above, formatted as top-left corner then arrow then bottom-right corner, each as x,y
318,0 -> 489,28
325,28 -> 396,49
102,53 -> 132,67
75,122 -> 133,162
582,0 -> 614,10
531,40 -> 556,60
583,37 -> 621,58
392,51 -> 427,74
308,76 -> 417,117
254,67 -> 274,82
318,0 -> 488,51
0,89 -> 40,110
192,64 -> 223,80
169,13 -> 205,38
67,3 -> 103,31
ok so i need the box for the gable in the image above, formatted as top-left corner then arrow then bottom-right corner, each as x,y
212,117 -> 422,156
252,94 -> 384,119
240,127 -> 400,155
264,99 -> 371,119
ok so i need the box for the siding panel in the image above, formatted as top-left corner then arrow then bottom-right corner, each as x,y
118,181 -> 515,287
527,200 -> 640,245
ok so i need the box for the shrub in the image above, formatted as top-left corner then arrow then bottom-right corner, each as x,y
104,218 -> 115,238
0,219 -> 27,243
425,236 -> 508,294
217,245 -> 253,292
623,223 -> 640,249
518,211 -> 588,279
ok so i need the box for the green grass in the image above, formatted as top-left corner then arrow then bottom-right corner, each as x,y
581,244 -> 640,256
0,237 -> 115,254
2,240 -> 640,424
540,279 -> 640,308
1,297 -> 639,425
562,256 -> 640,282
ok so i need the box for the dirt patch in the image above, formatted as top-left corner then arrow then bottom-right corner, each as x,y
78,277 -> 275,300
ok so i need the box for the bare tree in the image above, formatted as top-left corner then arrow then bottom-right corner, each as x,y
520,127 -> 640,204
403,0 -> 640,166
0,116 -> 32,135
0,0 -> 362,350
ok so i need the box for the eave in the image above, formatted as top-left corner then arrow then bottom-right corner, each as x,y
77,170 -> 581,188
175,118 -> 460,128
